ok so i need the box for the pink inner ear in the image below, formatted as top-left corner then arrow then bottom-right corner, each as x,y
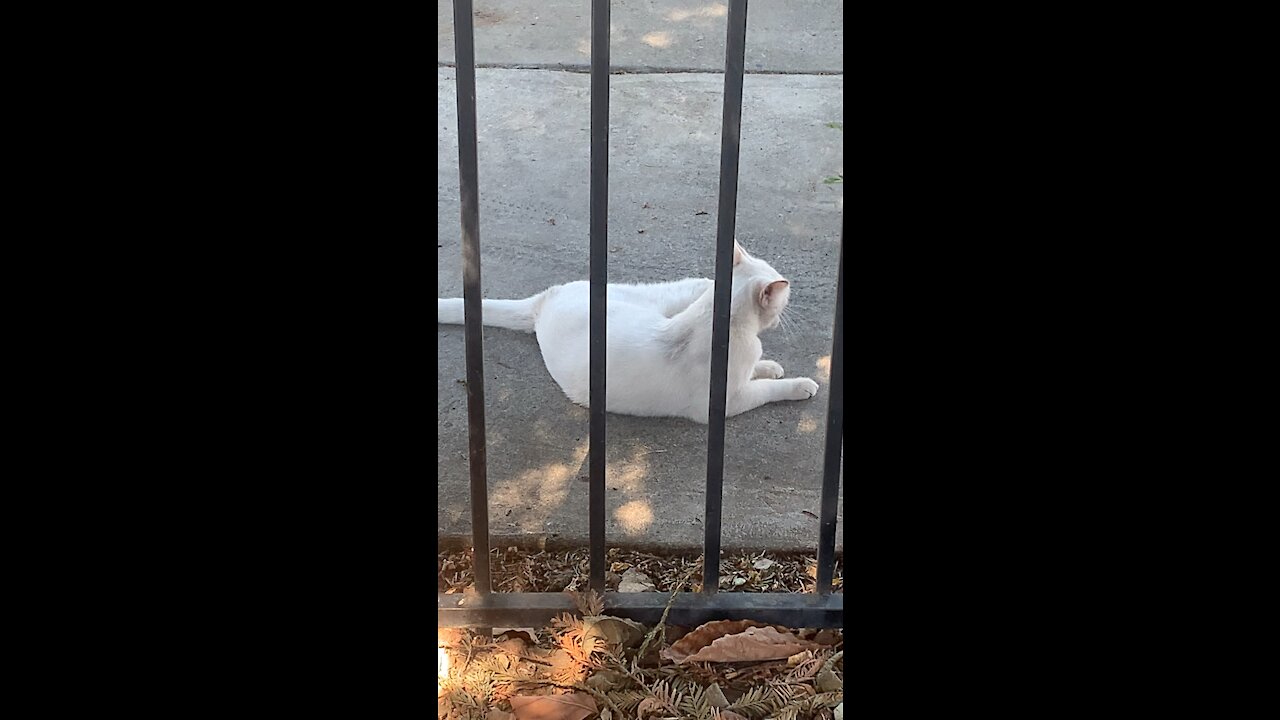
759,279 -> 789,305
733,243 -> 744,265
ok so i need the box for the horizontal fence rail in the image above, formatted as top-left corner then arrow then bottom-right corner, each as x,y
441,0 -> 843,630
440,592 -> 842,628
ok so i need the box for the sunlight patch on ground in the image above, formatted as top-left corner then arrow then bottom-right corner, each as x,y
492,442 -> 589,532
609,447 -> 654,494
615,500 -> 654,534
642,31 -> 673,48
668,3 -> 728,22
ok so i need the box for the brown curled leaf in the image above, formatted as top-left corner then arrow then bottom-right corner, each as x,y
678,626 -> 822,664
508,693 -> 597,720
661,620 -> 775,662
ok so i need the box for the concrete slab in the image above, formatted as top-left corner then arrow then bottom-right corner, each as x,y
439,0 -> 844,74
437,67 -> 843,552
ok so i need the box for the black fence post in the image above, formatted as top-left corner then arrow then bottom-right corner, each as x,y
703,0 -> 749,594
451,0 -> 491,603
588,0 -> 611,594
816,226 -> 844,593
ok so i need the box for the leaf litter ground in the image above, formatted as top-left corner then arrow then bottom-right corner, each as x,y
439,548 -> 843,720
439,547 -> 844,595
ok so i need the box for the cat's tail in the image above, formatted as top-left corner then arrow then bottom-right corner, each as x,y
437,293 -> 544,332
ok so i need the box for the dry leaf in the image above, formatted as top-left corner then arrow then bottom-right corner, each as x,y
496,637 -> 530,656
584,669 -> 627,691
509,693 -> 597,720
787,650 -> 814,667
788,654 -> 825,681
678,626 -> 821,664
813,629 -> 842,646
705,683 -> 729,709
617,568 -> 656,592
720,712 -> 749,720
752,558 -> 775,570
636,697 -> 666,719
495,628 -> 538,644
544,649 -> 584,683
834,702 -> 843,720
584,616 -> 644,648
816,668 -> 842,693
662,620 -> 774,662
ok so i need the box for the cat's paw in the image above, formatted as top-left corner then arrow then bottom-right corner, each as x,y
754,360 -> 785,379
790,378 -> 819,400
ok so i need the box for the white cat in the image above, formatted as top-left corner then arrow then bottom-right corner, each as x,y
438,242 -> 819,423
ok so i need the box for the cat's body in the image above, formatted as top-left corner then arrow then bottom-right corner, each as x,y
437,243 -> 818,423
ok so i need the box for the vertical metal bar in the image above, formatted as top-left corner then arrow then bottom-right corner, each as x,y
453,0 -> 490,596
703,0 -> 748,594
815,226 -> 844,593
588,0 -> 611,593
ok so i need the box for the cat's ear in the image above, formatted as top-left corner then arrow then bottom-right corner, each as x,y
759,279 -> 789,307
733,240 -> 745,266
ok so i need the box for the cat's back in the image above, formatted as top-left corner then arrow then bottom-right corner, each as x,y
536,280 -> 695,326
537,284 -> 672,360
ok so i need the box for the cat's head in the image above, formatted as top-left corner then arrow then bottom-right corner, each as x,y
731,241 -> 790,330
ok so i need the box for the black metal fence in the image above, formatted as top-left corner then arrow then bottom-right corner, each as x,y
439,0 -> 843,629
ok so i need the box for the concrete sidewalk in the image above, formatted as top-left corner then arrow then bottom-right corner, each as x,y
439,0 -> 844,74
438,2 -> 843,553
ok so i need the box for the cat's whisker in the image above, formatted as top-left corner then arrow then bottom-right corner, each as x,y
785,306 -> 814,328
773,309 -> 789,332
784,312 -> 820,335
777,308 -> 801,340
778,318 -> 798,343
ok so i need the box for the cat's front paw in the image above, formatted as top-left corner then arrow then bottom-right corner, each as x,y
790,378 -> 819,400
754,360 -> 785,379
